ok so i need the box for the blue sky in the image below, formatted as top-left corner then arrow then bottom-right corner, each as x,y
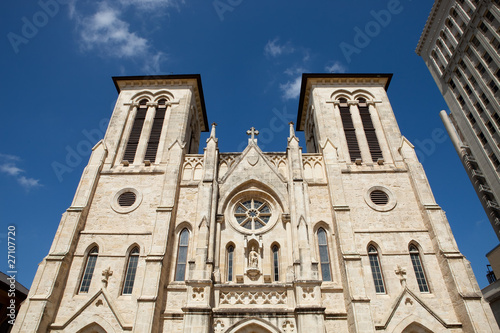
1,0 -> 498,289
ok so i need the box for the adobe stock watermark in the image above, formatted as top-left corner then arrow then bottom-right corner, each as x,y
339,0 -> 411,64
236,106 -> 295,152
412,128 -> 448,164
213,0 -> 244,21
7,0 -> 70,54
51,118 -> 109,182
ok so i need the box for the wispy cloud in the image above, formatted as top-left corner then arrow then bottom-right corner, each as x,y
118,0 -> 178,11
71,1 -> 169,73
264,38 -> 294,58
280,76 -> 302,100
325,61 -> 347,73
0,154 -> 41,190
79,4 -> 148,57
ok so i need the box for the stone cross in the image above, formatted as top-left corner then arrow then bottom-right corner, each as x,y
102,267 -> 113,288
395,265 -> 406,287
246,127 -> 259,141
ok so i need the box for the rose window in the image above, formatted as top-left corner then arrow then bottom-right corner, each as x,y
234,199 -> 271,230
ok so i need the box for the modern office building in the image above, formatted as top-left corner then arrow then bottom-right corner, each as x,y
416,0 -> 500,323
12,74 -> 498,332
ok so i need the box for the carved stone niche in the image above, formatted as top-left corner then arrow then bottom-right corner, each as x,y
244,237 -> 262,281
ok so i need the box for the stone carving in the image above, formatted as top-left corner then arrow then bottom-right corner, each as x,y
101,267 -> 113,288
395,265 -> 407,287
248,246 -> 259,268
282,320 -> 295,333
214,320 -> 225,333
192,287 -> 205,301
220,291 -> 287,305
246,245 -> 261,280
302,287 -> 315,301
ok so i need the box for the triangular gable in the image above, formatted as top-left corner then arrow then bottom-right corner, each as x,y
50,288 -> 132,331
217,143 -> 289,215
375,287 -> 462,331
220,143 -> 286,184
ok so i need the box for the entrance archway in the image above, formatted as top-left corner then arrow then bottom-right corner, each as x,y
226,318 -> 280,333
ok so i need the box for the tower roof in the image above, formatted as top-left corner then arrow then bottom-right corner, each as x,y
296,73 -> 392,131
112,74 -> 209,132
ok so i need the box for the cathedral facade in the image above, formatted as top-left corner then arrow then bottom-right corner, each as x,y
13,74 -> 499,332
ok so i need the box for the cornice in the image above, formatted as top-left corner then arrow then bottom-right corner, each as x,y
416,0 -> 448,55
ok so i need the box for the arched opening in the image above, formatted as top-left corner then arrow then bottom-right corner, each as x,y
76,323 -> 108,333
402,321 -> 434,333
226,318 -> 281,333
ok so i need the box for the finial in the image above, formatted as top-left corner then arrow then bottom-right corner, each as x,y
210,122 -> 217,138
289,121 -> 295,138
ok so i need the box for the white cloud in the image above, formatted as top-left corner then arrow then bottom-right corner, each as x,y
118,0 -> 177,11
0,163 -> 23,176
70,2 -> 168,71
284,66 -> 306,76
18,176 -> 42,189
325,61 -> 347,73
143,51 -> 165,74
79,5 -> 148,58
264,38 -> 294,58
280,76 -> 302,100
0,154 -> 41,190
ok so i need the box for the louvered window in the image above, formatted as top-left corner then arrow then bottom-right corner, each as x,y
144,99 -> 167,163
272,245 -> 280,281
339,98 -> 361,162
80,246 -> 98,293
123,99 -> 148,163
409,245 -> 429,292
122,247 -> 139,294
368,245 -> 385,293
317,228 -> 332,281
358,99 -> 383,161
370,190 -> 389,206
175,229 -> 189,281
227,245 -> 234,282
118,192 -> 136,207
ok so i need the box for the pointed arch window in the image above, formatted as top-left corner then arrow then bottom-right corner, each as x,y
338,98 -> 361,162
123,99 -> 148,163
409,245 -> 429,292
122,247 -> 140,294
227,245 -> 234,282
272,244 -> 280,281
368,245 -> 385,293
317,228 -> 332,281
358,98 -> 383,161
144,99 -> 167,163
175,229 -> 189,281
80,246 -> 98,293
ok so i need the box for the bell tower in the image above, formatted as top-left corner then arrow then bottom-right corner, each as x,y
13,75 -> 208,333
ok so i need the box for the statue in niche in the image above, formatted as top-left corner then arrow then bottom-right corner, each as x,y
248,246 -> 259,268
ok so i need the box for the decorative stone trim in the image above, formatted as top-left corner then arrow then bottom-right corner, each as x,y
364,186 -> 396,212
110,187 -> 142,214
220,290 -> 287,305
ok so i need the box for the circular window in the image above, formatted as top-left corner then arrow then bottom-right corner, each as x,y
234,199 -> 272,230
370,190 -> 389,206
118,192 -> 136,207
227,189 -> 280,234
111,188 -> 142,214
364,186 -> 396,212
